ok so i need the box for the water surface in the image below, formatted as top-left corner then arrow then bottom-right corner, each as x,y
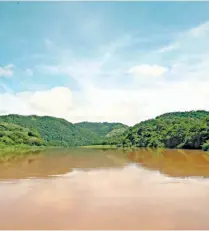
0,148 -> 209,229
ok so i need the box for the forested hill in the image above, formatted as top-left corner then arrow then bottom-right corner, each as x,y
0,122 -> 44,146
156,110 -> 209,120
1,111 -> 209,151
75,122 -> 128,137
0,114 -> 128,147
0,115 -> 92,147
111,110 -> 209,151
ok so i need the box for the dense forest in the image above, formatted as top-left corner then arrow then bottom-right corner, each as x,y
109,110 -> 209,151
0,115 -> 128,148
0,122 -> 44,147
0,111 -> 209,151
75,122 -> 128,138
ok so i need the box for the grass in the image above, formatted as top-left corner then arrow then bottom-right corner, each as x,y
80,144 -> 117,149
0,150 -> 41,162
0,145 -> 56,162
0,145 -> 46,152
0,144 -> 116,162
79,145 -> 141,151
0,144 -> 119,162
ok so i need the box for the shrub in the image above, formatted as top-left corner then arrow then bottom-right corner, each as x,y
0,136 -> 15,145
202,141 -> 209,151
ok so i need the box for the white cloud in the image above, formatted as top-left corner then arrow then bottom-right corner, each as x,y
37,58 -> 105,90
0,64 -> 15,77
27,87 -> 73,116
158,43 -> 179,53
189,21 -> 209,38
158,21 -> 209,55
1,22 -> 209,126
1,80 -> 209,126
0,92 -> 31,115
157,21 -> 209,55
0,86 -> 154,125
128,64 -> 168,77
0,87 -> 73,118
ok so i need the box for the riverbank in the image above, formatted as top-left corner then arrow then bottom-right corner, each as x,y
0,144 -> 208,162
0,145 -> 53,161
80,145 -> 116,149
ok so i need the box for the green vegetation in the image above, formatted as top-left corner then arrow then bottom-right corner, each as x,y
202,141 -> 209,151
0,115 -> 96,147
111,110 -> 209,151
106,127 -> 128,138
0,115 -> 128,148
1,111 -> 209,152
0,115 -> 102,147
75,122 -> 128,137
0,145 -> 47,162
80,145 -> 117,149
75,122 -> 128,146
156,110 -> 209,120
0,122 -> 44,148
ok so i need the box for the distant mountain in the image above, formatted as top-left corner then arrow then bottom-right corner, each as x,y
0,115 -> 128,147
75,121 -> 128,138
110,110 -> 209,151
106,127 -> 128,138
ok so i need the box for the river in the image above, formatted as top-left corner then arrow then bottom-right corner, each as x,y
0,148 -> 209,229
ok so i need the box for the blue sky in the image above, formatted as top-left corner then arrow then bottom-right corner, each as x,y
1,2 -> 209,125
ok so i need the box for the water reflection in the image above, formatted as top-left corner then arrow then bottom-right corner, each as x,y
0,148 -> 209,179
127,148 -> 209,177
1,148 -> 209,229
0,165 -> 209,229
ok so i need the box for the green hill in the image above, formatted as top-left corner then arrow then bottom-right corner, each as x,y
156,110 -> 209,120
0,115 -> 96,147
0,115 -> 128,147
75,122 -> 128,137
1,111 -> 209,151
111,110 -> 209,151
106,127 -> 128,138
0,122 -> 44,147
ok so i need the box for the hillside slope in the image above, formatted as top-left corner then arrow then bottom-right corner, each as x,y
110,110 -> 209,151
75,122 -> 128,138
0,115 -> 128,147
156,110 -> 209,120
1,111 -> 209,151
0,115 -> 95,146
0,122 -> 44,147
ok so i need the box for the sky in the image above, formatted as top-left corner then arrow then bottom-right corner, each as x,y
1,2 -> 209,125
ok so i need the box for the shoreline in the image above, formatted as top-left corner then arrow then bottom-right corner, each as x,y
1,144 -> 208,152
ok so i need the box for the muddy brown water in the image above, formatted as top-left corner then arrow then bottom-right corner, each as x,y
0,148 -> 209,229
